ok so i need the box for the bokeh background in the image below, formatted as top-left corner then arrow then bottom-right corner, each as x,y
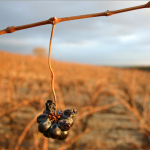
0,1 -> 150,150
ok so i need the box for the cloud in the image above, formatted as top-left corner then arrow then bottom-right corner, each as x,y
119,34 -> 138,42
0,1 -> 150,66
0,37 -> 46,46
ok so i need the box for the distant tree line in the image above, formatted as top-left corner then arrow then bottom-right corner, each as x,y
33,47 -> 48,57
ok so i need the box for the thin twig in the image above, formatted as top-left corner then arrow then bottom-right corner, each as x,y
15,112 -> 42,150
48,23 -> 57,115
33,131 -> 40,150
0,1 -> 150,35
126,113 -> 150,139
0,98 -> 36,117
110,87 -> 150,132
78,100 -> 120,120
42,137 -> 48,150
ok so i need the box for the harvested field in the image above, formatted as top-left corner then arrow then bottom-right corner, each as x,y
0,51 -> 150,149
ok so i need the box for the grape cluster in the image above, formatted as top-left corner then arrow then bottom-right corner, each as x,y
37,100 -> 77,140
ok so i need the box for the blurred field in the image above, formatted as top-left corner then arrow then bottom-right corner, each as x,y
0,51 -> 150,150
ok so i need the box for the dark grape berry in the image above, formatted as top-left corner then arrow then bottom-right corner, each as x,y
63,109 -> 77,119
58,131 -> 69,140
43,109 -> 50,115
58,118 -> 73,131
45,100 -> 56,114
48,124 -> 61,139
37,114 -> 49,123
38,120 -> 51,133
57,110 -> 63,115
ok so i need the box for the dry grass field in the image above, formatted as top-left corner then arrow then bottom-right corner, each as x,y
0,51 -> 150,150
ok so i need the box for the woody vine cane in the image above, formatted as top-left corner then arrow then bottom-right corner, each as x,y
0,1 -> 150,35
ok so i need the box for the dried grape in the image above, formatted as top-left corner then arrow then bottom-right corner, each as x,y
37,114 -> 49,123
58,118 -> 73,131
38,120 -> 51,133
58,131 -> 69,140
45,100 -> 56,113
48,124 -> 61,139
63,109 -> 77,119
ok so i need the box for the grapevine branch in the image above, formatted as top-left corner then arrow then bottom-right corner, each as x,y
0,1 -> 150,35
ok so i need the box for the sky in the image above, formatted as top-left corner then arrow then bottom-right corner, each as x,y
0,1 -> 150,66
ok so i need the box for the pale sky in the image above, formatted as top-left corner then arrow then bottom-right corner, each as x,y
0,1 -> 150,66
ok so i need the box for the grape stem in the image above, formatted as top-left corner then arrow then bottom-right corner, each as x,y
48,22 -> 57,115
